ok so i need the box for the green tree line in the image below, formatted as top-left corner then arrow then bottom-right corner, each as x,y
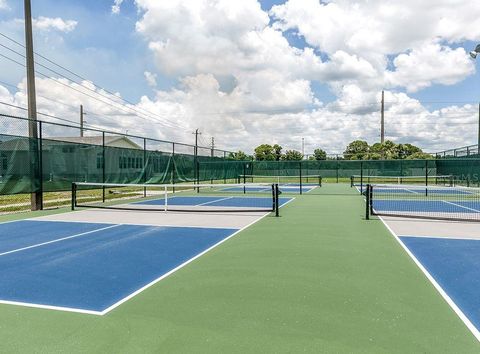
226,140 -> 432,161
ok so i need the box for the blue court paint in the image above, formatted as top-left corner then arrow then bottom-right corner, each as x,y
373,200 -> 480,213
136,196 -> 292,207
221,186 -> 315,193
0,220 -> 112,254
0,222 -> 236,312
372,188 -> 471,195
400,236 -> 480,331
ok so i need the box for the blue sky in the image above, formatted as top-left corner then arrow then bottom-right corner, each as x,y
0,0 -> 479,153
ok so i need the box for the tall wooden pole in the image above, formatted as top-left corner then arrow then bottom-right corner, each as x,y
25,0 -> 42,210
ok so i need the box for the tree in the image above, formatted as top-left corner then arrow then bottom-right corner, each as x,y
344,140 -> 369,160
369,140 -> 398,159
406,152 -> 434,160
273,144 -> 283,161
228,151 -> 250,160
398,143 -> 422,159
313,148 -> 327,160
254,144 -> 276,161
282,150 -> 303,160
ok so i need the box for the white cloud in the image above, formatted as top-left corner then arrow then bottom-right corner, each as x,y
270,0 -> 480,90
2,75 -> 477,155
32,16 -> 78,33
0,0 -> 9,10
112,0 -> 124,15
144,71 -> 157,87
3,1 -> 479,155
386,43 -> 474,92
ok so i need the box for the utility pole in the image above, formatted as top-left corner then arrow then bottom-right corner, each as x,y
381,90 -> 385,144
211,137 -> 215,157
24,0 -> 42,211
192,129 -> 202,156
80,104 -> 86,137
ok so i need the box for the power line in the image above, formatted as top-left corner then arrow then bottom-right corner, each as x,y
0,33 -> 190,130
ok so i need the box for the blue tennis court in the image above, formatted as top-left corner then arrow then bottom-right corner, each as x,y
400,236 -> 480,331
0,220 -> 238,314
373,200 -> 480,213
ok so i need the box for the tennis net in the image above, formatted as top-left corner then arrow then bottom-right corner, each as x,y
365,183 -> 480,222
351,175 -> 453,192
72,182 -> 281,215
238,175 -> 321,194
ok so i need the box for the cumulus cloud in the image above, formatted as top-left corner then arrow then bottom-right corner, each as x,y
3,0 -> 479,155
386,43 -> 474,92
144,71 -> 157,87
112,0 -> 124,15
270,0 -> 479,89
32,16 -> 78,33
0,0 -> 9,10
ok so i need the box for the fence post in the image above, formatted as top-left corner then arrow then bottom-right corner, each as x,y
336,159 -> 339,183
425,159 -> 428,196
172,142 -> 176,193
71,182 -> 76,211
102,132 -> 105,203
38,120 -> 43,210
143,138 -> 147,197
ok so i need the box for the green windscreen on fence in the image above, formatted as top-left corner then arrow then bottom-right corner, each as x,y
2,114 -> 480,201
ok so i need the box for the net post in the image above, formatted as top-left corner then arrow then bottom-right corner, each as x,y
243,163 -> 246,194
71,182 -> 76,211
360,161 -> 364,194
299,161 -> 303,195
365,184 -> 370,220
275,183 -> 279,217
319,175 -> 322,187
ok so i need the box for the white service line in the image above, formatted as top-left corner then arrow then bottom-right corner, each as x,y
404,188 -> 420,194
100,210 -> 275,315
0,224 -> 121,257
442,200 -> 480,213
195,196 -> 234,206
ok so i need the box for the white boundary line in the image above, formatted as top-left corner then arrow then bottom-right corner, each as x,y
0,197 -> 295,316
99,211 -> 276,315
0,299 -> 102,316
196,196 -> 234,206
442,200 -> 480,213
377,216 -> 480,342
0,224 -> 121,257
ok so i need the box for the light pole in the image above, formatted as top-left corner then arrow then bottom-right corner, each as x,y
302,137 -> 305,158
470,44 -> 480,150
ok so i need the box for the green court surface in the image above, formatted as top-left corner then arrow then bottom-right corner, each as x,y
0,184 -> 478,353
